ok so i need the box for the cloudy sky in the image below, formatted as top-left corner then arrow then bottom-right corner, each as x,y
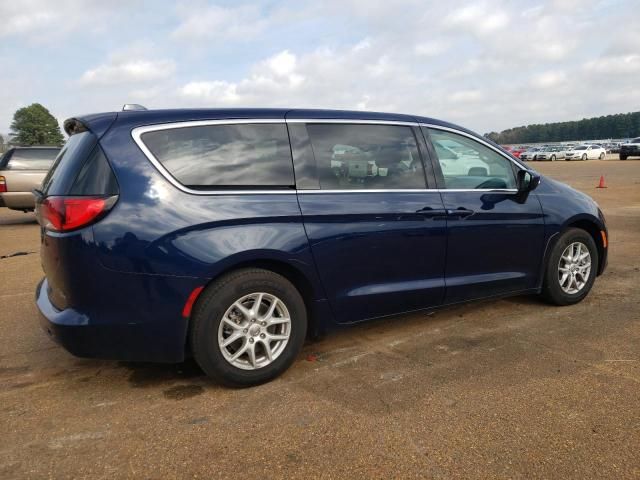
1,0 -> 638,136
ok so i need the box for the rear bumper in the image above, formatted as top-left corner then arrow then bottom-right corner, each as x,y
0,192 -> 35,210
36,276 -> 190,363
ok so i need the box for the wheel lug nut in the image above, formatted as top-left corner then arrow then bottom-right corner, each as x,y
260,333 -> 265,338
261,322 -> 266,326
243,328 -> 248,333
249,338 -> 254,343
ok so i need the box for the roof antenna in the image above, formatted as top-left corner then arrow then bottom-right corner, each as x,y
122,104 -> 147,111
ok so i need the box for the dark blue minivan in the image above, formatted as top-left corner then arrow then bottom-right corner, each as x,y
35,107 -> 608,386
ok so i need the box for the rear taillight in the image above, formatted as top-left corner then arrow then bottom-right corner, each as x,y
37,195 -> 117,232
0,176 -> 6,193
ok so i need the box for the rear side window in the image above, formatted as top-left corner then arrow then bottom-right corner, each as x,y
141,123 -> 294,189
41,131 -> 98,195
6,148 -> 59,170
306,124 -> 426,190
68,147 -> 119,195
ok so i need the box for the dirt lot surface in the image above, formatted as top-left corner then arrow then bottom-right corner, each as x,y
1,159 -> 639,479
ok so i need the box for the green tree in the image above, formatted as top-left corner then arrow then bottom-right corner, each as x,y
9,103 -> 64,146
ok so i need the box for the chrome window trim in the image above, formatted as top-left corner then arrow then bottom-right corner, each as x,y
131,119 -> 296,195
131,117 -> 524,196
298,188 -> 517,194
286,118 -> 419,127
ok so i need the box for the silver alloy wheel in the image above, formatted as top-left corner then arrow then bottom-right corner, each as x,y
218,292 -> 291,370
558,242 -> 591,294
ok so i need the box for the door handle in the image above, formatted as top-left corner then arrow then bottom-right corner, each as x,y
446,208 -> 474,218
415,207 -> 448,219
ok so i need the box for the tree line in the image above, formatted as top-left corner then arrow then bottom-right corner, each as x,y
485,111 -> 640,144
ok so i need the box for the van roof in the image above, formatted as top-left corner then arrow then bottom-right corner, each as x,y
68,108 -> 483,144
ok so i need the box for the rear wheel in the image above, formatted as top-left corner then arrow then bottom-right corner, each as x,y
541,228 -> 598,306
599,152 -> 605,160
550,154 -> 556,161
190,268 -> 307,387
620,154 -> 627,160
582,153 -> 587,161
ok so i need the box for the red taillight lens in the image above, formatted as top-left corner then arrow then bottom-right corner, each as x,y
0,176 -> 6,193
38,196 -> 117,232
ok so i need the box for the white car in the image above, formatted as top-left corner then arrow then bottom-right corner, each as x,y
519,147 -> 542,161
564,145 -> 606,161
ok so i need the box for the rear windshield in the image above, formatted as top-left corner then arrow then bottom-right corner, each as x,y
140,123 -> 295,189
5,148 -> 59,170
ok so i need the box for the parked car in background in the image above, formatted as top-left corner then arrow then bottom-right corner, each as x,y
0,146 -> 60,211
35,107 -> 608,386
511,147 -> 527,158
601,143 -> 615,154
620,138 -> 640,160
565,145 -> 606,161
536,146 -> 567,161
611,143 -> 622,154
519,147 -> 542,161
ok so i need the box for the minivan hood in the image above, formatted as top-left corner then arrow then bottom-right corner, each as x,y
538,175 -> 596,206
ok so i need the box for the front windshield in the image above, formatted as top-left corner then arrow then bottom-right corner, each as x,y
575,146 -> 587,150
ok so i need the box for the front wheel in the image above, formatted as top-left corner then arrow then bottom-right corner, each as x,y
541,228 -> 598,306
550,155 -> 556,161
599,152 -> 605,160
620,154 -> 627,160
582,153 -> 587,161
190,268 -> 307,387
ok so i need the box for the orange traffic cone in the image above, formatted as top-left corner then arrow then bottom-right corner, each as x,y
596,175 -> 607,188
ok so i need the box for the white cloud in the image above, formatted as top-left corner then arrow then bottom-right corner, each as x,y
414,40 -> 448,57
0,0 -> 129,41
180,81 -> 240,103
584,54 -> 640,75
449,90 -> 483,103
444,4 -> 509,35
1,0 -> 639,136
172,4 -> 269,41
530,72 -> 568,89
79,59 -> 175,86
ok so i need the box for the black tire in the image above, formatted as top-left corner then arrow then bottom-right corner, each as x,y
550,155 -> 556,162
582,153 -> 587,161
541,228 -> 599,306
190,268 -> 307,387
620,155 -> 627,160
599,152 -> 605,160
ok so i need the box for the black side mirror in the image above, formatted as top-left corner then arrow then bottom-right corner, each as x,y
517,170 -> 541,194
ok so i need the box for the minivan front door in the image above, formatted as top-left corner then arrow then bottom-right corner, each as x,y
423,126 -> 545,303
289,121 -> 448,323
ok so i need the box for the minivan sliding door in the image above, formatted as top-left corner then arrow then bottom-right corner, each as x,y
289,120 -> 448,323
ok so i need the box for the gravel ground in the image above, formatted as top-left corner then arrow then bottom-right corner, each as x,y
1,158 -> 639,479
